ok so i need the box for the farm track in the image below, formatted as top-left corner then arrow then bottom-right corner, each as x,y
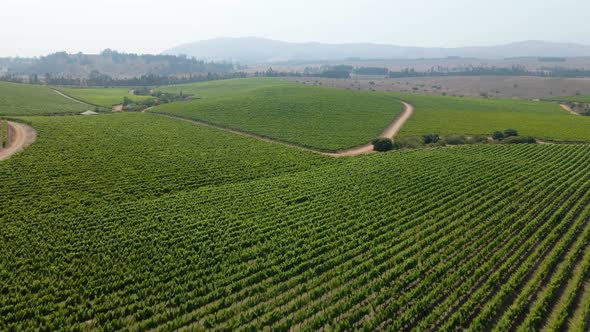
52,89 -> 92,105
0,121 -> 37,161
150,102 -> 414,157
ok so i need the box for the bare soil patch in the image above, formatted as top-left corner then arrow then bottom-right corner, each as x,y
0,121 -> 37,161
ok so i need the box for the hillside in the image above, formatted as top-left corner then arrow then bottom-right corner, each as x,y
163,37 -> 590,63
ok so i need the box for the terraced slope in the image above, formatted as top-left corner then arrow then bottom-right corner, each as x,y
0,81 -> 87,115
1,113 -> 590,330
153,78 -> 404,151
394,93 -> 590,141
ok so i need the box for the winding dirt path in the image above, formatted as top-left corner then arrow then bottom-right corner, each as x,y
560,104 -> 579,116
0,121 -> 37,161
151,101 -> 414,158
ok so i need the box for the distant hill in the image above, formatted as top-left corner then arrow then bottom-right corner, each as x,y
163,37 -> 590,63
0,50 -> 234,78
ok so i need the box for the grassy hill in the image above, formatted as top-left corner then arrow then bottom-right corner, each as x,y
155,78 -> 404,150
54,87 -> 153,107
0,81 -> 87,116
394,93 -> 590,141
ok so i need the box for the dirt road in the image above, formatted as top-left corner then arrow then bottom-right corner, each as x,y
52,89 -> 90,105
0,121 -> 37,161
152,101 -> 414,158
560,104 -> 579,116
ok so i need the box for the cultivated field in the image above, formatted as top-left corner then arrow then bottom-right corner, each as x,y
288,76 -> 590,99
155,78 -> 404,150
0,81 -> 87,115
1,78 -> 590,331
392,93 -> 590,141
54,87 -> 153,107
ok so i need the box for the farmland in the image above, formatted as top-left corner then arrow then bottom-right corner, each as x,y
54,87 -> 153,107
1,78 -> 590,331
545,94 -> 590,103
154,79 -> 404,150
394,93 -> 590,141
0,81 -> 87,115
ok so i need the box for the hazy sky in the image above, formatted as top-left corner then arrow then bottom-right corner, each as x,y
2,0 -> 589,57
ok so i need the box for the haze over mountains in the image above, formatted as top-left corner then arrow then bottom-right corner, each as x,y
163,37 -> 590,63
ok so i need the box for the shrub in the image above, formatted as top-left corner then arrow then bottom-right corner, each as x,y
492,131 -> 505,140
503,129 -> 518,137
371,137 -> 394,152
503,136 -> 536,144
399,137 -> 424,149
445,135 -> 467,145
469,135 -> 489,144
423,133 -> 440,144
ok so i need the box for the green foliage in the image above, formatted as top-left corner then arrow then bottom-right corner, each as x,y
2,138 -> 590,330
502,136 -> 536,144
503,128 -> 518,137
444,135 -> 467,145
393,92 -> 590,142
423,133 -> 440,144
371,137 -> 394,152
492,131 -> 505,140
0,81 -> 87,115
155,78 -> 404,150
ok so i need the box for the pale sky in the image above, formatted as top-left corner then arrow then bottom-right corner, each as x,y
1,0 -> 589,57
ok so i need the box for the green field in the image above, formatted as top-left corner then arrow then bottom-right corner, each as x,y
154,78 -> 404,150
394,93 -> 590,141
2,79 -> 590,331
544,95 -> 590,103
159,77 -> 283,98
55,87 -> 153,107
0,81 -> 87,115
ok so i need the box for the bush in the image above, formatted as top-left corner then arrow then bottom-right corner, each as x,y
444,135 -> 467,145
399,137 -> 424,149
492,131 -> 505,140
503,136 -> 536,144
468,135 -> 489,144
503,129 -> 518,137
371,137 -> 394,152
423,133 -> 440,144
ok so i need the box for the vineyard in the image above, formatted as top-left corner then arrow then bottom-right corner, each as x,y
390,92 -> 590,141
54,87 -> 153,107
153,79 -> 403,150
1,113 -> 590,330
1,78 -> 590,331
0,81 -> 87,116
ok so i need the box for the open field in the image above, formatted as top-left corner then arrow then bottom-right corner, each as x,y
287,76 -> 590,99
54,87 -> 153,107
2,78 -> 590,331
154,78 -> 404,150
0,81 -> 88,115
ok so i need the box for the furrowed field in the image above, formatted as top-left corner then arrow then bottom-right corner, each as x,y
1,78 -> 590,331
54,87 -> 153,107
0,81 -> 87,115
154,78 -> 404,150
392,92 -> 590,141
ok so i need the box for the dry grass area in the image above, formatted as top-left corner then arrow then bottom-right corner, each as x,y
285,76 -> 590,99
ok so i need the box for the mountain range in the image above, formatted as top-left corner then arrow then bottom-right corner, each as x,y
163,37 -> 590,63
